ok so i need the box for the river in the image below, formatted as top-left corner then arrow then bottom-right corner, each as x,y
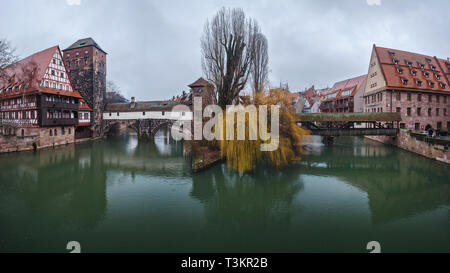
0,131 -> 449,253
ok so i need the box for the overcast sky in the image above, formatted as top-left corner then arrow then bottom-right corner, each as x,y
1,0 -> 449,100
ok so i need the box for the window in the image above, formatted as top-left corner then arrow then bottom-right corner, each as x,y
400,123 -> 406,129
182,112 -> 185,116
431,65 -> 436,70
437,122 -> 442,129
50,130 -> 53,136
62,127 -> 65,135
424,72 -> 429,78
417,108 -> 421,116
415,123 -> 420,131
117,112 -> 120,116
396,107 -> 401,113
406,61 -> 412,67
393,58 -> 399,64
419,63 -> 425,69
435,74 -> 440,80
143,112 -> 146,116
428,81 -> 435,88
407,93 -> 411,101
428,108 -> 432,116
429,94 -> 432,102
54,129 -> 57,136
425,58 -> 431,63
67,53 -> 70,58
436,108 -> 440,116
162,111 -> 165,116
76,52 -> 79,56
85,50 -> 88,54
51,70 -> 55,75
396,92 -> 401,101
416,80 -> 422,87
397,68 -> 403,74
411,70 -> 417,76
402,78 -> 408,85
69,128 -> 71,134
109,113 -> 112,116
444,108 -> 447,116
418,94 -> 422,101
440,82 -> 446,89
436,95 -> 440,103
407,107 -> 411,116
388,51 -> 395,56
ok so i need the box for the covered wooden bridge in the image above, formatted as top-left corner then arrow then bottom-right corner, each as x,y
296,112 -> 402,137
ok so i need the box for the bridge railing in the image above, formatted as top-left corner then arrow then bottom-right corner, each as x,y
296,112 -> 402,123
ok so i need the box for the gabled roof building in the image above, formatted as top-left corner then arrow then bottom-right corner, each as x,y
0,45 -> 85,151
364,45 -> 450,131
320,74 -> 367,113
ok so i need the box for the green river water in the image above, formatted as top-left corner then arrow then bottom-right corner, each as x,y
0,131 -> 449,253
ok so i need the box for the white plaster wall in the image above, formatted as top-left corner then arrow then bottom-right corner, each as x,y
103,111 -> 193,121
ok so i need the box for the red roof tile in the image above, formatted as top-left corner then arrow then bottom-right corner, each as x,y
0,46 -> 81,98
188,77 -> 211,88
375,46 -> 450,93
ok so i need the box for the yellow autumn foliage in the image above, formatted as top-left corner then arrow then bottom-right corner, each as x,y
220,89 -> 309,173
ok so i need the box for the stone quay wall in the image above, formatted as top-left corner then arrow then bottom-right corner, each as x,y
0,126 -> 76,153
367,130 -> 449,164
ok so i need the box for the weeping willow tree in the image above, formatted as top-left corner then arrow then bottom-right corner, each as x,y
219,89 -> 309,173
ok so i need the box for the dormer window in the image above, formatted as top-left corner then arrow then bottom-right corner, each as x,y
439,82 -> 446,89
424,72 -> 429,78
430,65 -> 436,70
406,60 -> 412,67
419,63 -> 425,69
416,80 -> 422,86
435,73 -> 440,80
388,51 -> 395,56
397,68 -> 403,74
401,78 -> 408,85
393,58 -> 399,64
411,70 -> 417,76
428,81 -> 435,87
425,58 -> 432,63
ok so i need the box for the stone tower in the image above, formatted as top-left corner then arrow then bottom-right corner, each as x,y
63,38 -> 107,137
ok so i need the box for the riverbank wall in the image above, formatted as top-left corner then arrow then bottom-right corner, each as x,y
0,126 -> 94,154
366,130 -> 450,164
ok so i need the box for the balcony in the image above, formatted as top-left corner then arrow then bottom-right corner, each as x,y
41,118 -> 78,127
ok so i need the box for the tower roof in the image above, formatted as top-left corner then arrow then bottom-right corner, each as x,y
188,77 -> 211,88
63,38 -> 107,54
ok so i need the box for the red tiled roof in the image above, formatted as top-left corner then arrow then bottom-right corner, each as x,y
188,77 -> 211,88
324,74 -> 367,100
0,46 -> 81,99
375,46 -> 450,93
0,46 -> 58,89
75,90 -> 92,111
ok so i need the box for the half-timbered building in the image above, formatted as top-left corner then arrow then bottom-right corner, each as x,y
0,46 -> 83,152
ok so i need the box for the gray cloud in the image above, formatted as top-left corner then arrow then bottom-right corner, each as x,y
1,0 -> 449,99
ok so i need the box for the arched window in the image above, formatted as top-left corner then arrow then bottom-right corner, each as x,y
50,130 -> 53,136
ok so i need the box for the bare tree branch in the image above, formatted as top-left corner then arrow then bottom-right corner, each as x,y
201,7 -> 266,109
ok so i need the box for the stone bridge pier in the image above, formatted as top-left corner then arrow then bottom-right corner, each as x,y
102,119 -> 176,139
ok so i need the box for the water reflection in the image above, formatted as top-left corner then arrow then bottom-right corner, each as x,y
300,137 -> 450,224
0,133 -> 448,252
